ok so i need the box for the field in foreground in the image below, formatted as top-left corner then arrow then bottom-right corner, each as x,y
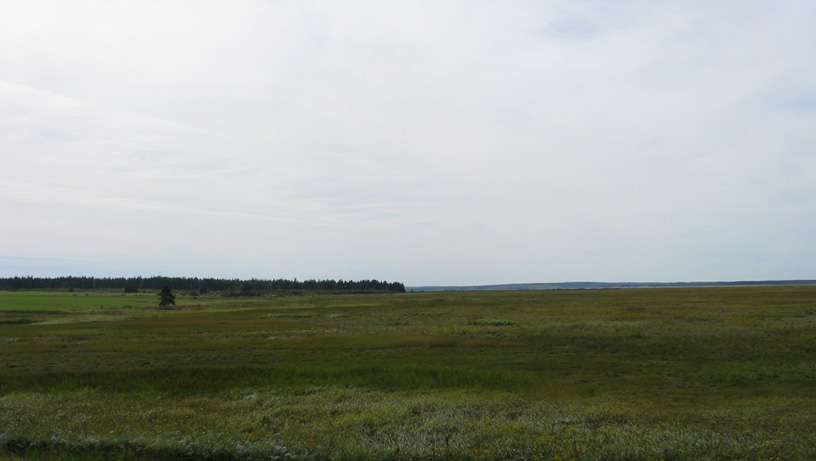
1,287 -> 815,459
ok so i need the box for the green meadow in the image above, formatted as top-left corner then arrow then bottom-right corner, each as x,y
1,287 -> 815,459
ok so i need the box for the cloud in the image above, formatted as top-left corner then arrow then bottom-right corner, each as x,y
2,1 -> 815,284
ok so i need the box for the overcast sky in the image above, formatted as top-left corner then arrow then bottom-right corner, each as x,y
2,1 -> 815,286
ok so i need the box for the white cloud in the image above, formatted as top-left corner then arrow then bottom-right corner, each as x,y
2,0 -> 815,284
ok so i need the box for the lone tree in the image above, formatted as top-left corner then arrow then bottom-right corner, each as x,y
158,285 -> 175,308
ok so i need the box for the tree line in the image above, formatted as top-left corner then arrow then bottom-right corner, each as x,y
0,276 -> 406,294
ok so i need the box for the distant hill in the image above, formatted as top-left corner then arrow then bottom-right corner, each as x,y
407,280 -> 816,292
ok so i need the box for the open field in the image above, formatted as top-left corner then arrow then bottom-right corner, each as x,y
1,287 -> 815,459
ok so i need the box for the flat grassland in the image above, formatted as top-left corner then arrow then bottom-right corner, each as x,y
1,287 -> 815,459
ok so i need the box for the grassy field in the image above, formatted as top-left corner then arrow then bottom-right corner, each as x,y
1,287 -> 815,459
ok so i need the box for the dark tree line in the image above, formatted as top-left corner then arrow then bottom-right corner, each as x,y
0,276 -> 406,294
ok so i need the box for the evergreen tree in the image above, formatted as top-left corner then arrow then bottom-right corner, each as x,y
158,286 -> 175,308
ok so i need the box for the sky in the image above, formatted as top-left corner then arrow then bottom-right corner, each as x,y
2,1 -> 815,286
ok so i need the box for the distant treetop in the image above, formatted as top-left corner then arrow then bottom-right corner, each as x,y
0,275 -> 406,294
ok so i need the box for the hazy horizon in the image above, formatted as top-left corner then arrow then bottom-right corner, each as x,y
3,1 -> 815,286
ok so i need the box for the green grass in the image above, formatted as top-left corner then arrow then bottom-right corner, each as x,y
0,290 -> 163,310
2,286 -> 816,459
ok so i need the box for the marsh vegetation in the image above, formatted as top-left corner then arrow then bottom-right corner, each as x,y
1,287 -> 815,459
